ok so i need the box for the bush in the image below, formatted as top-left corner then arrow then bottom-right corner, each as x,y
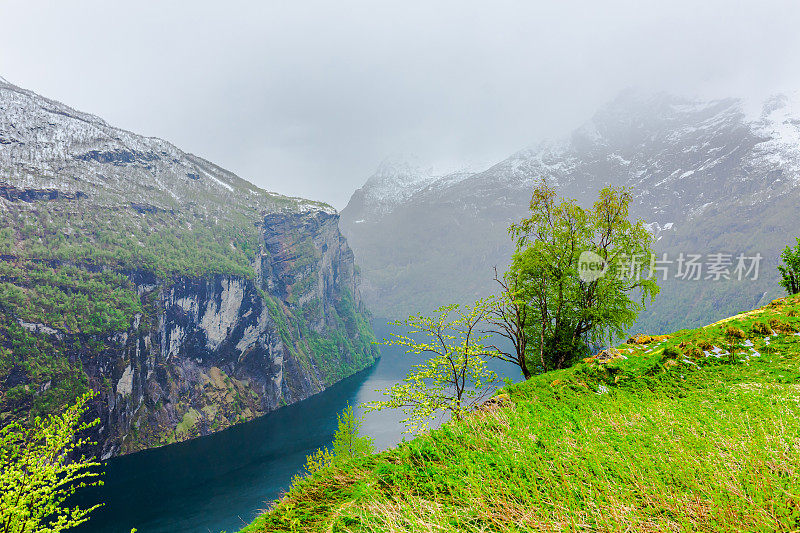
0,393 -> 103,533
751,322 -> 773,335
662,346 -> 681,360
293,404 -> 374,484
778,237 -> 800,295
725,326 -> 746,339
682,345 -> 703,359
769,318 -> 798,333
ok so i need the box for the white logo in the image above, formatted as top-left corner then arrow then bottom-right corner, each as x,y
578,251 -> 608,282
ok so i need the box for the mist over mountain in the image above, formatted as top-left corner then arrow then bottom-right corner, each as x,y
341,90 -> 800,332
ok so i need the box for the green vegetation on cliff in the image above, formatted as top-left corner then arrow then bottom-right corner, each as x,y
0,193 -> 377,430
0,76 -> 378,457
243,294 -> 800,532
265,289 -> 379,390
0,186 -> 269,423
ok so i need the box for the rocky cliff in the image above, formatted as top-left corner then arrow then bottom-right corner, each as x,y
0,76 -> 378,456
90,209 -> 375,457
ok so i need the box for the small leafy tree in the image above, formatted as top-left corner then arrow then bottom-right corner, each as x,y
1,393 -> 103,533
369,299 -> 499,433
293,404 -> 374,482
778,237 -> 800,295
331,404 -> 375,460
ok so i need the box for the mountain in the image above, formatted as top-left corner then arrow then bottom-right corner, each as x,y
0,76 -> 378,457
340,90 -> 800,331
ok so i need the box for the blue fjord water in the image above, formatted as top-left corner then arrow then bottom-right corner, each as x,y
75,323 -> 518,533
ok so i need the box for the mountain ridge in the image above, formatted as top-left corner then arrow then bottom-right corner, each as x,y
340,90 -> 800,331
0,75 -> 335,215
0,76 -> 377,457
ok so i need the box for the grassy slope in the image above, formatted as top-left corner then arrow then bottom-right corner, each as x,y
243,294 -> 800,532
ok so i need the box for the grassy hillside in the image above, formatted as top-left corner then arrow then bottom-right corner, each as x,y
243,294 -> 800,532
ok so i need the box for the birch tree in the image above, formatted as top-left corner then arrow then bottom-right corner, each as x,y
369,300 -> 499,433
507,180 -> 659,371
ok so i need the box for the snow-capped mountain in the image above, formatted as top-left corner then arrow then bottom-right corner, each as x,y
0,76 -> 332,215
343,156 -> 474,225
341,90 -> 800,331
0,76 -> 375,456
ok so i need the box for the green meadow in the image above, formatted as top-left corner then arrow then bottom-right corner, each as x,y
244,294 -> 800,532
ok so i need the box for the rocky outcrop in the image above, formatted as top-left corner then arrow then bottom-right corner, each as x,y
0,205 -> 377,459
0,184 -> 88,202
76,209 -> 377,458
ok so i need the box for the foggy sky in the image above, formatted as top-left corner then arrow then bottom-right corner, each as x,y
2,1 -> 800,208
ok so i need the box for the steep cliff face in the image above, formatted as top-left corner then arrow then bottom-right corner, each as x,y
0,77 -> 378,456
78,209 -> 376,457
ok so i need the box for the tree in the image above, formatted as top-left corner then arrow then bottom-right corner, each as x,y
1,393 -> 103,533
778,237 -> 800,295
368,300 -> 499,433
508,180 -> 659,371
330,404 -> 375,460
484,267 -> 534,379
293,404 -> 374,483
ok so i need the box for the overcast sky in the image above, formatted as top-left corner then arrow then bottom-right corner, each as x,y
2,1 -> 800,208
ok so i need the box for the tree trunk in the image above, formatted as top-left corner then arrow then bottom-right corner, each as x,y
520,361 -> 532,379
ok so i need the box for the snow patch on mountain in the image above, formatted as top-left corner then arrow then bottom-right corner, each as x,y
644,221 -> 677,240
196,166 -> 234,192
0,74 -> 334,217
748,92 -> 800,183
340,88 -> 800,323
354,156 -> 473,218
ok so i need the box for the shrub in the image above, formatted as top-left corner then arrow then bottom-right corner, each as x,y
725,326 -> 746,339
682,345 -> 703,359
769,318 -> 798,334
662,346 -> 681,359
751,322 -> 773,335
292,404 -> 374,485
330,404 -> 375,461
778,237 -> 800,295
0,393 -> 103,533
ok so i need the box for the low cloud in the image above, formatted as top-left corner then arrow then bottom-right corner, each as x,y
2,0 -> 799,208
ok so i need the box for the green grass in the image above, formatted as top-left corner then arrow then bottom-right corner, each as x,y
242,294 -> 800,532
